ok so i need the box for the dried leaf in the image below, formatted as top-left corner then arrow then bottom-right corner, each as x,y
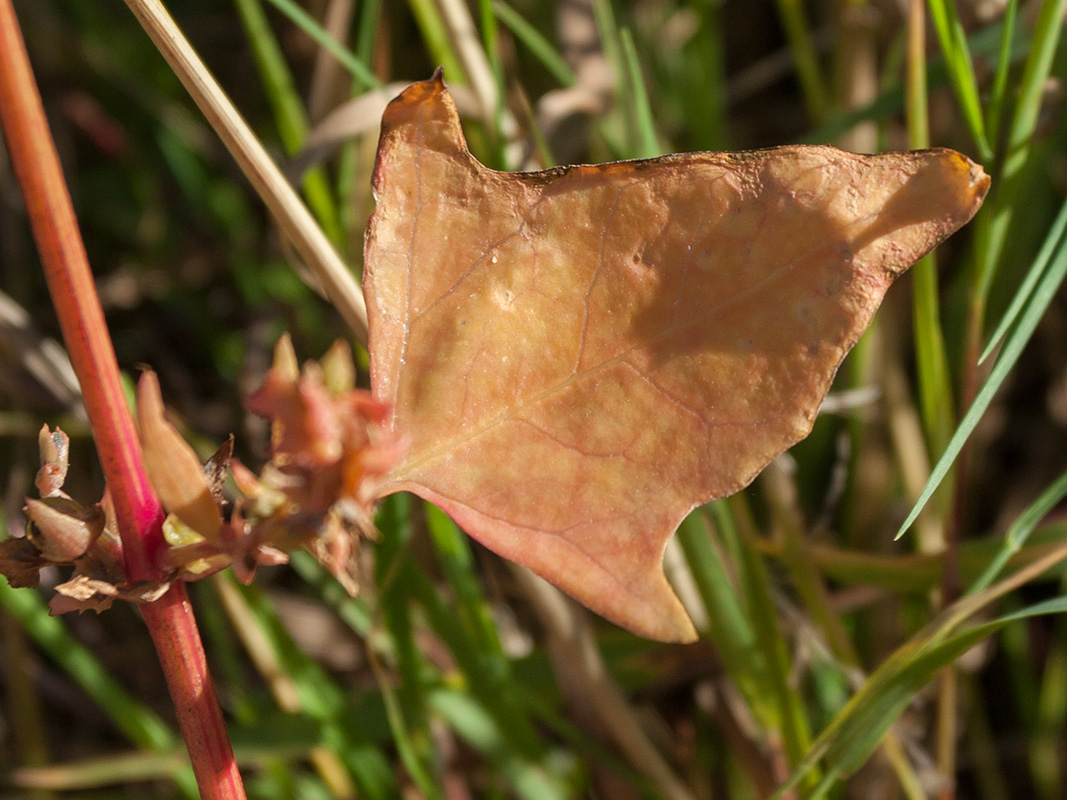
204,436 -> 234,502
49,573 -> 171,615
364,74 -> 989,642
35,425 -> 69,497
23,496 -> 104,562
0,537 -> 48,588
137,371 -> 223,542
50,574 -> 119,614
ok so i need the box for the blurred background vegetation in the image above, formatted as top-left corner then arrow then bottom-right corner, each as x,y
2,0 -> 1067,798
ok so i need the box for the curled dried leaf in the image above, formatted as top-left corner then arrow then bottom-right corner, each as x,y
50,573 -> 171,615
0,537 -> 49,588
23,496 -> 105,562
35,425 -> 69,498
137,371 -> 223,542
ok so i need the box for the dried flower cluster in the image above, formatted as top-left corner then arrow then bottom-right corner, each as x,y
0,335 -> 401,613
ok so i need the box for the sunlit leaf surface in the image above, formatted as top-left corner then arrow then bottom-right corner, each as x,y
364,74 -> 989,641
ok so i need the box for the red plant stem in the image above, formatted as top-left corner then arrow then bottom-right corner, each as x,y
143,585 -> 247,798
0,0 -> 161,582
0,3 -> 245,797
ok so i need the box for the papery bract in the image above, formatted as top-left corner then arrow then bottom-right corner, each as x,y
363,73 -> 989,642
242,335 -> 403,592
138,371 -> 224,544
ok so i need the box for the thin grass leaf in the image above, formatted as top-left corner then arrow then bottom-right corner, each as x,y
805,19 -> 1013,145
619,28 -> 660,158
234,0 -> 343,245
773,594 -> 1067,798
896,197 -> 1067,538
959,678 -> 1014,800
967,468 -> 1067,595
906,0 -> 954,453
477,0 -> 504,100
261,0 -> 380,90
368,646 -> 442,800
234,0 -> 310,152
334,0 -> 381,252
674,1 -> 728,150
408,0 -> 468,86
984,0 -> 1019,140
374,501 -> 440,799
422,504 -> 503,657
405,561 -> 546,761
522,698 -> 648,791
926,0 -> 992,160
11,749 -> 204,792
675,513 -> 768,713
288,549 -> 389,648
798,528 -> 1067,594
771,0 -> 829,121
980,145 -> 1067,363
400,569 -> 567,796
374,502 -> 547,767
590,0 -> 629,156
911,253 -> 955,453
973,0 -> 1067,309
492,1 -> 576,88
354,0 -> 383,85
722,498 -> 816,778
999,0 -> 1067,182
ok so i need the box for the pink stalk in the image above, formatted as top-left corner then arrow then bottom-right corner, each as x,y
0,2 -> 245,797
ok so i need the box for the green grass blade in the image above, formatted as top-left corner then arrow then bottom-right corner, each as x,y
719,500 -> 815,775
675,513 -> 768,713
906,0 -> 954,452
477,0 -> 508,165
233,0 -> 309,152
590,0 -> 628,157
261,0 -> 381,90
772,0 -> 829,121
805,19 -> 1012,146
0,585 -> 177,755
373,499 -> 441,799
972,0 -> 1067,310
774,595 -> 1067,797
408,0 -> 468,85
925,0 -> 993,160
912,253 -> 955,452
422,504 -> 504,656
288,550 -> 390,650
984,0 -> 1019,140
354,0 -> 383,83
967,468 -> 1067,595
1032,611 -> 1067,800
619,28 -> 660,158
418,508 -> 546,759
234,0 -> 343,245
492,1 -> 576,88
896,196 -> 1067,538
999,0 -> 1067,182
981,192 -> 1067,363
